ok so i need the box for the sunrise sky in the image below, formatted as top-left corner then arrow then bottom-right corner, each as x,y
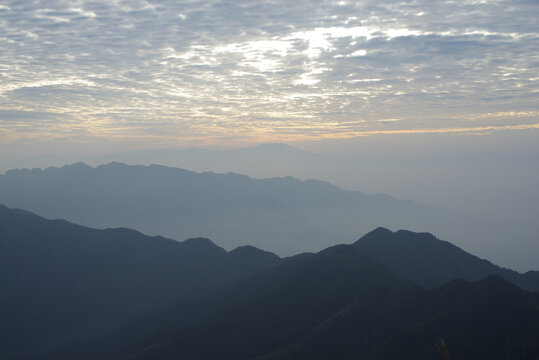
1,0 -> 539,271
1,0 -> 538,148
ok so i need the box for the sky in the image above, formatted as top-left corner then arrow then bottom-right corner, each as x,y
1,0 -> 538,270
0,0 -> 538,148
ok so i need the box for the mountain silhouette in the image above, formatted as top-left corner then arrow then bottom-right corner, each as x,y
354,227 -> 539,291
0,205 -> 279,357
34,242 -> 407,360
0,162 -> 457,256
4,205 -> 539,360
36,239 -> 539,360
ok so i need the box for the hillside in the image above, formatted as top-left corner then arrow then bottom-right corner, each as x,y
4,205 -> 538,360
0,205 -> 279,357
36,240 -> 539,360
354,227 -> 539,291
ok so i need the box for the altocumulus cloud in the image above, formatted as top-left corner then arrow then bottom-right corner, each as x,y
0,0 -> 538,145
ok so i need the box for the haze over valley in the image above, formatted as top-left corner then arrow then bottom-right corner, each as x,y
2,136 -> 538,271
1,0 -> 538,358
2,205 -> 539,359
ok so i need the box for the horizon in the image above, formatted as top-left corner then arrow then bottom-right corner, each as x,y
2,1 -> 539,356
1,0 -> 538,147
1,0 -> 538,271
1,150 -> 538,272
1,201 -> 537,277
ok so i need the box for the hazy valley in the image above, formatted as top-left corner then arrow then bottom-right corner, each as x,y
2,0 -> 538,358
1,200 -> 538,359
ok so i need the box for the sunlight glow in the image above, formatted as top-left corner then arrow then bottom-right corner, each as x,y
0,1 -> 537,146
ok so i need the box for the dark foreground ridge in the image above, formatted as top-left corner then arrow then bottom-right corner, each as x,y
2,206 -> 539,360
0,205 -> 280,357
36,240 -> 539,360
355,227 -> 539,291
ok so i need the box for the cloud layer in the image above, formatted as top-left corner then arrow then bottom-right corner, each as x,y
1,0 -> 538,145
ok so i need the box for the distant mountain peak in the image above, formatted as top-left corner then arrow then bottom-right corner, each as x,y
356,227 -> 441,245
395,229 -> 437,239
229,245 -> 280,260
64,161 -> 92,170
230,245 -> 264,254
99,161 -> 127,168
181,237 -> 220,248
234,143 -> 318,156
249,143 -> 301,151
357,227 -> 394,241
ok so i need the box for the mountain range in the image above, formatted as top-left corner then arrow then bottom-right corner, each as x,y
0,143 -> 320,179
1,205 -> 538,359
0,161 -> 463,256
3,141 -> 538,272
33,229 -> 539,360
0,205 -> 279,357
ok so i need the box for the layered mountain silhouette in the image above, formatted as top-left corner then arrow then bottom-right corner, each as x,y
0,143 -> 320,178
3,205 -> 539,359
355,227 -> 539,291
0,205 -> 279,357
35,237 -> 539,360
0,162 -> 459,255
3,142 -> 538,272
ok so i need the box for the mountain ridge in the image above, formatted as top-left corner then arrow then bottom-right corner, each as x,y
354,227 -> 539,291
0,205 -> 281,357
35,240 -> 539,360
3,205 -> 538,360
0,161 -> 457,257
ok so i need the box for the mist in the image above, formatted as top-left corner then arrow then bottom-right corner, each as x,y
1,129 -> 538,271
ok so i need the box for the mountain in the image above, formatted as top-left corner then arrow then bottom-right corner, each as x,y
354,227 -> 539,291
36,238 -> 539,360
34,243 -> 408,360
91,143 -> 321,178
0,143 -> 320,179
0,162 -> 455,256
264,275 -> 539,360
0,205 -> 279,357
4,200 -> 538,359
3,141 -> 538,272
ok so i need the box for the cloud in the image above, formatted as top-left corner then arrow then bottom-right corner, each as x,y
0,0 -> 537,144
